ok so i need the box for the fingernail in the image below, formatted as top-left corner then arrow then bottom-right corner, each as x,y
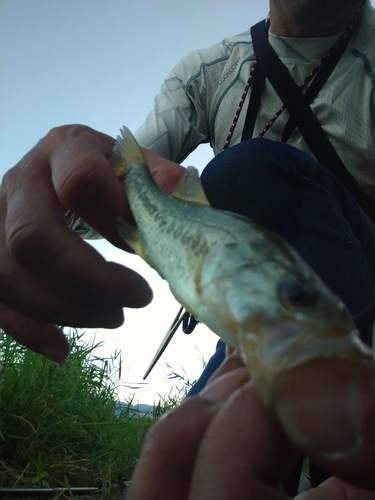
275,359 -> 364,460
37,345 -> 68,363
200,367 -> 249,404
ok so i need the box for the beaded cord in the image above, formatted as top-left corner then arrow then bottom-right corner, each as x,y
223,61 -> 258,149
223,0 -> 367,150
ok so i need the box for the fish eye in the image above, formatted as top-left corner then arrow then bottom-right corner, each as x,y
278,275 -> 317,309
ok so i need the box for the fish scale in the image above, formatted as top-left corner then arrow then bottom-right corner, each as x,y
112,126 -> 372,409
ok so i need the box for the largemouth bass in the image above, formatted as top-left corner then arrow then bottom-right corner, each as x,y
112,126 -> 372,409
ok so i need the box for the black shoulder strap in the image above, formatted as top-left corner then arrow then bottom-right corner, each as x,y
241,63 -> 265,142
281,24 -> 353,142
249,20 -> 375,224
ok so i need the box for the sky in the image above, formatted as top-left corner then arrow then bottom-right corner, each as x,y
0,0 -> 268,404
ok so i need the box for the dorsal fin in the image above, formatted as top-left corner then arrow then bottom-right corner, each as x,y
111,126 -> 148,176
172,167 -> 210,206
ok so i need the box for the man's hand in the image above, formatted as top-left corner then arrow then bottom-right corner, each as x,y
0,124 -> 184,362
142,148 -> 185,196
127,352 -> 375,500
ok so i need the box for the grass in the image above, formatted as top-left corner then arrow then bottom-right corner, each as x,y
0,328 -> 313,497
0,329 -> 187,498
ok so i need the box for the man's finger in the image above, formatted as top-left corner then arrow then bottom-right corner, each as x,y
1,210 -> 151,328
3,136 -> 152,311
127,368 -> 250,500
296,476 -> 375,500
0,303 -> 70,362
48,125 -> 131,248
191,382 -> 298,500
275,358 -> 375,491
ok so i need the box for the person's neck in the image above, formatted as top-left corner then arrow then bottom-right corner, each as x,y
269,1 -> 361,37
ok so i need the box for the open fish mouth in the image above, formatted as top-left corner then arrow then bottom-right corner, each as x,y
239,318 -> 372,408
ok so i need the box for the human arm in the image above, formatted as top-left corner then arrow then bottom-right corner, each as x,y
127,352 -> 375,500
134,45 -> 226,162
0,124 -> 184,362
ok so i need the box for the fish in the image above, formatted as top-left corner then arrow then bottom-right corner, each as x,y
112,126 -> 372,409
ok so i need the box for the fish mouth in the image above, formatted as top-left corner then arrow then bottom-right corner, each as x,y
254,319 -> 370,367
239,318 -> 372,408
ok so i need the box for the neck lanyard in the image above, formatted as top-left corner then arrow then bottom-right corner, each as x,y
223,0 -> 366,149
222,1 -> 375,224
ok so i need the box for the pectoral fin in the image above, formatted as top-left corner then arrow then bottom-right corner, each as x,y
172,167 -> 210,206
117,217 -> 149,262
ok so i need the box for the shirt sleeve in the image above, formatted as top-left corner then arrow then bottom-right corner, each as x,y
134,46 -> 221,163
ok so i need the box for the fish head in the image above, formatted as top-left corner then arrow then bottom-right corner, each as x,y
199,241 -> 372,408
238,264 -> 372,408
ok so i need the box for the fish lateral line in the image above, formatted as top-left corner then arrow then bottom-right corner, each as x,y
112,126 -> 373,411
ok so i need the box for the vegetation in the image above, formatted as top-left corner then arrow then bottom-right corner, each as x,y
0,329 -> 189,498
0,329 -> 312,497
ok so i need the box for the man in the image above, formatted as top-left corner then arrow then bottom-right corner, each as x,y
0,0 -> 374,497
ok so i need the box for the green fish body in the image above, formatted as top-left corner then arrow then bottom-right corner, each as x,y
113,126 -> 372,408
